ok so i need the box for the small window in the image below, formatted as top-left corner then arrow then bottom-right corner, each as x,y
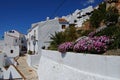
21,40 -> 24,43
15,39 -> 17,43
62,25 -> 66,29
10,50 -> 13,53
34,30 -> 36,35
74,20 -> 77,23
9,30 -> 14,33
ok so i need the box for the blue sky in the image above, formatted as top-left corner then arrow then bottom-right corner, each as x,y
0,0 -> 103,39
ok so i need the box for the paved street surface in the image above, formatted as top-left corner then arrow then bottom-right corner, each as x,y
16,55 -> 38,80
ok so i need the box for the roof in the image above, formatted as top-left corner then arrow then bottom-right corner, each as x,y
58,18 -> 68,22
7,34 -> 19,38
2,65 -> 23,79
58,18 -> 69,24
6,30 -> 21,38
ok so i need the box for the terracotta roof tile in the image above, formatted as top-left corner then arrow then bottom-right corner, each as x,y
58,18 -> 67,22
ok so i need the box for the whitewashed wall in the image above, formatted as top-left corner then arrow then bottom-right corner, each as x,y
38,19 -> 61,49
2,65 -> 23,79
4,30 -> 20,46
27,26 -> 39,53
28,19 -> 69,52
4,33 -> 15,46
3,46 -> 19,57
62,6 -> 93,27
27,54 -> 41,67
38,50 -> 120,80
0,40 -> 4,52
0,54 -> 4,67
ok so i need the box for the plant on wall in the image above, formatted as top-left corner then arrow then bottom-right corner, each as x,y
28,50 -> 33,55
95,25 -> 120,49
49,32 -> 66,50
58,42 -> 74,53
49,25 -> 78,50
58,36 -> 111,54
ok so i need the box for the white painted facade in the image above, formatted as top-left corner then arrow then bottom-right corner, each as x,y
0,40 -> 4,52
37,50 -> 120,80
27,54 -> 41,67
0,53 -> 22,79
27,18 -> 69,69
4,30 -> 27,57
2,65 -> 23,80
3,45 -> 20,58
27,18 -> 69,54
27,25 -> 39,54
62,6 -> 93,27
0,53 -> 4,67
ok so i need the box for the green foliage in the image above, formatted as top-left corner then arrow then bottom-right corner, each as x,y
105,7 -> 119,25
28,50 -> 33,55
49,32 -> 66,50
90,2 -> 106,28
64,25 -> 78,41
80,30 -> 93,36
90,1 -> 119,28
49,25 -> 78,50
95,25 -> 120,49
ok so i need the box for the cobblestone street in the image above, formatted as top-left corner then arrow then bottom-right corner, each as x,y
16,55 -> 38,80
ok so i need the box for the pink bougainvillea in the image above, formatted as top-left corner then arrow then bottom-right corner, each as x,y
58,36 -> 111,54
58,42 -> 74,53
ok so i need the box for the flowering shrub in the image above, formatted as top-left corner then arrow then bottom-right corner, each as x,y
58,42 -> 74,53
58,36 -> 111,54
74,37 -> 90,52
74,36 -> 110,54
88,31 -> 96,37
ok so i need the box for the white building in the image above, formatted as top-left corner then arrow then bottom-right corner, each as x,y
0,65 -> 24,80
62,6 -> 94,27
0,40 -> 4,53
0,30 -> 26,80
4,30 -> 27,57
27,18 -> 69,54
27,18 -> 69,68
0,52 -> 24,80
27,6 -> 94,55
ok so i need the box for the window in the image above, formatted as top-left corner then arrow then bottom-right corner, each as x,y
15,39 -> 17,43
74,20 -> 77,23
34,30 -> 36,39
21,40 -> 24,43
10,50 -> 13,53
62,25 -> 66,29
34,30 -> 36,36
9,30 -> 14,33
21,38 -> 24,43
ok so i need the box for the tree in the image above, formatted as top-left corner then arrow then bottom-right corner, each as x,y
49,24 -> 78,50
64,24 -> 78,41
90,2 -> 106,28
105,7 -> 119,26
49,32 -> 66,50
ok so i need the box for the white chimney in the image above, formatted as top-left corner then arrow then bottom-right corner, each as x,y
46,17 -> 49,20
54,17 -> 59,20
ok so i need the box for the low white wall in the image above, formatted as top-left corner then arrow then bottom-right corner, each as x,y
27,54 -> 41,67
38,50 -> 120,80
